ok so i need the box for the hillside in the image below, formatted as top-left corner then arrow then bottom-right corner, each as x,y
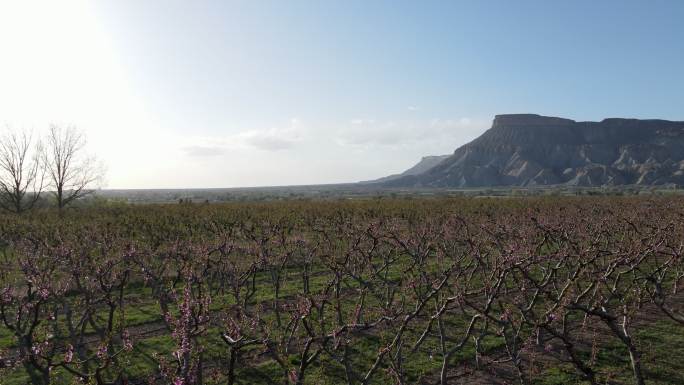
378,114 -> 684,188
361,155 -> 449,184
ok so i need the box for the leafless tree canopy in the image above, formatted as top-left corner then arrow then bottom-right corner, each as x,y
0,128 -> 44,213
42,124 -> 104,209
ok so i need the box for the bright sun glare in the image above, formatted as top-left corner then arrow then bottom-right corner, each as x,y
0,1 -> 175,188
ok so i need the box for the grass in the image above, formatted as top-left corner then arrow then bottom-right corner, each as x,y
1,197 -> 684,384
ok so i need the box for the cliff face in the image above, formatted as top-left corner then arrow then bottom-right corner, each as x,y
382,114 -> 684,187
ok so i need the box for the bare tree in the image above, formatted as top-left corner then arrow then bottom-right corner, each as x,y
42,124 -> 104,209
0,128 -> 44,213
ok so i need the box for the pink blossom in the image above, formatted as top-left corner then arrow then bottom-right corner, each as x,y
0,287 -> 12,303
288,369 -> 298,383
38,287 -> 50,300
64,344 -> 74,363
96,344 -> 108,360
122,331 -> 133,352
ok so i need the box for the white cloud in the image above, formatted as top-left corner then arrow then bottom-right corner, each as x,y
181,118 -> 305,156
182,145 -> 226,157
350,118 -> 375,125
238,126 -> 301,151
336,117 -> 487,148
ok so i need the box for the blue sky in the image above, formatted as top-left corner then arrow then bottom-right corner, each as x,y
1,1 -> 683,188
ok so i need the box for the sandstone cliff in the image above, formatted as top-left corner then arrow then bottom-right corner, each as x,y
380,114 -> 684,187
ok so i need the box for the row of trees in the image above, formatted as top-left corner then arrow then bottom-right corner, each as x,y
0,199 -> 682,384
0,124 -> 104,213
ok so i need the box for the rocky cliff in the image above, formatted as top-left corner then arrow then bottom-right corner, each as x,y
379,114 -> 684,187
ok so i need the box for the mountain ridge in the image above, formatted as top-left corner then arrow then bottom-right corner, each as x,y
375,114 -> 684,188
361,155 -> 450,184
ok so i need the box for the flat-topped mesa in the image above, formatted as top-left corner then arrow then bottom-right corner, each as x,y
482,114 -> 582,146
376,113 -> 684,188
492,114 -> 576,128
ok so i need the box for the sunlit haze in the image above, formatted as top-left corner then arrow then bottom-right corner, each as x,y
1,0 -> 683,189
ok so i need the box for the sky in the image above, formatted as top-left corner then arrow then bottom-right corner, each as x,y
0,0 -> 683,189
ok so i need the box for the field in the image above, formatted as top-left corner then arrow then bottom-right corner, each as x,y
0,196 -> 683,385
